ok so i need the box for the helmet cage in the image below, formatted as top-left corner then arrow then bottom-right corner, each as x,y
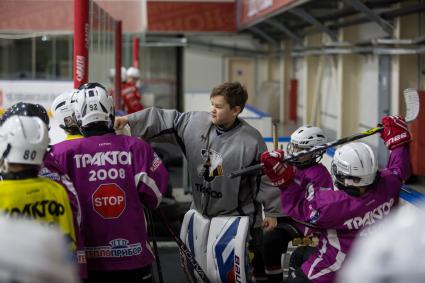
286,125 -> 327,167
331,162 -> 362,186
286,142 -> 325,167
52,91 -> 80,134
331,142 -> 378,188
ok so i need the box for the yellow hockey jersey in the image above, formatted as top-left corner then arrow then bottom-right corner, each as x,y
0,177 -> 76,250
65,134 -> 83,141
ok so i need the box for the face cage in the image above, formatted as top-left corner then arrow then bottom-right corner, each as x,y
331,162 -> 362,186
60,119 -> 81,135
286,142 -> 324,166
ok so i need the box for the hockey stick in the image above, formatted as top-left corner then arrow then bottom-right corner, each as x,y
156,209 -> 212,283
272,123 -> 279,150
230,88 -> 420,178
146,209 -> 164,283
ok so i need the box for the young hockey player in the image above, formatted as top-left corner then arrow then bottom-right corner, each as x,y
126,67 -> 141,86
1,102 -> 87,279
46,82 -> 169,283
260,115 -> 412,283
51,90 -> 83,140
337,203 -> 425,283
114,81 -> 282,282
109,67 -> 127,84
121,66 -> 143,114
262,125 -> 332,283
0,115 -> 77,261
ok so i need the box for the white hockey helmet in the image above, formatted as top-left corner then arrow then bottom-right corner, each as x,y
75,82 -> 114,128
109,67 -> 127,83
126,66 -> 140,79
287,125 -> 327,166
51,90 -> 79,129
0,116 -> 49,166
331,142 -> 378,188
289,125 -> 327,149
0,216 -> 78,283
337,205 -> 425,283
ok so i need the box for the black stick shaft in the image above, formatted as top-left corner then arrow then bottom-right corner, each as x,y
147,209 -> 164,283
229,126 -> 384,178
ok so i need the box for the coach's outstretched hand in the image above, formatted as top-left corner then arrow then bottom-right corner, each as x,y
114,115 -> 129,130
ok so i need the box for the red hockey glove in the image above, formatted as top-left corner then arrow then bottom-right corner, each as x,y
260,150 -> 295,187
380,115 -> 412,150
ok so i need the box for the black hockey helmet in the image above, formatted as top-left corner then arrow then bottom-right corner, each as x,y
0,102 -> 50,129
78,82 -> 108,92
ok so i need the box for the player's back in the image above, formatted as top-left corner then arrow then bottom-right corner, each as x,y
0,177 -> 76,245
48,133 -> 168,271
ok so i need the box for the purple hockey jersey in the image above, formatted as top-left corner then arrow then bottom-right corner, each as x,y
290,163 -> 333,236
40,155 -> 87,278
46,133 -> 169,271
280,146 -> 411,283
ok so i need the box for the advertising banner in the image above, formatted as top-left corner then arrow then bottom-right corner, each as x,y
0,80 -> 73,144
0,80 -> 73,112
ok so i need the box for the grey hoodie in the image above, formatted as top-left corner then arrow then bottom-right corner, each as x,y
128,107 -> 282,226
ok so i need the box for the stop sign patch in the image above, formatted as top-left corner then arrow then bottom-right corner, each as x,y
92,184 -> 126,219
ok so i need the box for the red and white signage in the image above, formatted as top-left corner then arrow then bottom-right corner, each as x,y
74,0 -> 89,88
239,0 -> 297,28
92,183 -> 126,219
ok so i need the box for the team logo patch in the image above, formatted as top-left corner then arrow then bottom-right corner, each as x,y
150,152 -> 162,172
77,251 -> 87,264
309,209 -> 320,224
92,183 -> 126,219
86,238 -> 142,258
194,183 -> 223,198
39,167 -> 60,181
199,148 -> 223,182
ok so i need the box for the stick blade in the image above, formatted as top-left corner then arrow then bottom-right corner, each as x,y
403,88 -> 420,123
